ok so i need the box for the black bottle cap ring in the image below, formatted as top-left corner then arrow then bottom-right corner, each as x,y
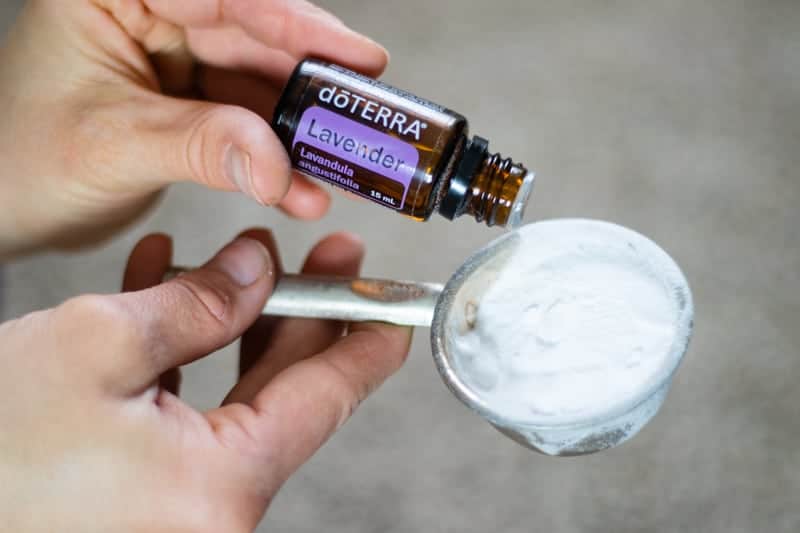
439,136 -> 489,220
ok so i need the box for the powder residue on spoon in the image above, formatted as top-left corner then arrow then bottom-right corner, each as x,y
451,220 -> 685,425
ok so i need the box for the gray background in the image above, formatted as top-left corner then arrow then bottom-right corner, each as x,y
2,1 -> 799,532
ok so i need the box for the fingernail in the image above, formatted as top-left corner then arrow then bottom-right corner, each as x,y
213,238 -> 270,287
225,145 -> 262,204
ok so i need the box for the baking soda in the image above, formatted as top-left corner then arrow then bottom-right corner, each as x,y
452,220 -> 689,425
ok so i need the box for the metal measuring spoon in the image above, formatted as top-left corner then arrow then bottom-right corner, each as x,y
168,219 -> 693,456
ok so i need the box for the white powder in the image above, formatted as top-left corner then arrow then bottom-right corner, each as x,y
451,219 -> 690,426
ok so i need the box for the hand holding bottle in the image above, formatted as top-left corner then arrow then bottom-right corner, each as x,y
0,0 -> 388,259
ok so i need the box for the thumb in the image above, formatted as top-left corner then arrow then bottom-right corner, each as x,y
56,237 -> 275,395
138,96 -> 292,205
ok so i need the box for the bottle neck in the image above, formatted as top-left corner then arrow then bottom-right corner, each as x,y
439,136 -> 534,228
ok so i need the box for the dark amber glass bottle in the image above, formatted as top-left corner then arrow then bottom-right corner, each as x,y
273,59 -> 535,227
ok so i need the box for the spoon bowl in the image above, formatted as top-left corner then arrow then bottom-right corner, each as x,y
431,219 -> 694,455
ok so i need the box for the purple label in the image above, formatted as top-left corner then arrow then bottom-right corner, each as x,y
292,106 -> 419,207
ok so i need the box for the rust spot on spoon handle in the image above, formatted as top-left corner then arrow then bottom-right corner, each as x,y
350,279 -> 428,302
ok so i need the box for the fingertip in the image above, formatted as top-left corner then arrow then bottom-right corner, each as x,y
251,148 -> 292,207
207,105 -> 291,206
316,231 -> 366,256
171,236 -> 274,326
123,233 -> 173,292
303,231 -> 365,276
332,34 -> 390,78
246,0 -> 390,79
278,174 -> 332,220
321,16 -> 389,78
207,237 -> 275,289
240,128 -> 292,207
236,227 -> 275,248
131,233 -> 173,258
361,40 -> 390,78
116,235 -> 279,386
235,227 -> 283,275
325,231 -> 365,250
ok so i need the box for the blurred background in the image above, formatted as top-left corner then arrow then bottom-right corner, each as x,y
2,1 -> 799,532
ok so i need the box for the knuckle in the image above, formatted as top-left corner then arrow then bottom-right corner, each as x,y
318,358 -> 364,427
321,328 -> 411,423
169,274 -> 233,334
58,294 -> 122,327
62,105 -> 126,183
112,0 -> 157,41
270,11 -> 292,52
212,403 -> 262,456
352,328 -> 411,373
184,106 -> 219,187
95,0 -> 182,54
55,294 -> 148,351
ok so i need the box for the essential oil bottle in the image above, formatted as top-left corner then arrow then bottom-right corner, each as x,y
273,59 -> 536,228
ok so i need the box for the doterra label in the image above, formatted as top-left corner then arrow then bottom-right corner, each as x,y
292,105 -> 419,209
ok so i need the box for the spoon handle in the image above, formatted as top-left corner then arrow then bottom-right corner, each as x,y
166,268 -> 442,327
